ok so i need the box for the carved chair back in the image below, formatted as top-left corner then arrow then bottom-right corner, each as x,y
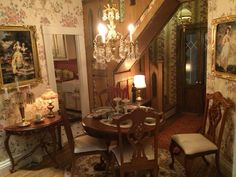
201,91 -> 234,148
98,85 -> 129,107
113,107 -> 162,174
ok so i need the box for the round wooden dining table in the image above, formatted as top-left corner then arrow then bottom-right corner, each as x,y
81,107 -> 161,171
82,111 -> 158,141
82,117 -> 121,140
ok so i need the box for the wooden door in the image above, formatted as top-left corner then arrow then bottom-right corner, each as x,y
177,25 -> 207,114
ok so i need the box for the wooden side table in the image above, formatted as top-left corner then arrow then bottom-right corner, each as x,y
4,114 -> 62,172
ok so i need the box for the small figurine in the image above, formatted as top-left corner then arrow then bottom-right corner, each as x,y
131,82 -> 136,103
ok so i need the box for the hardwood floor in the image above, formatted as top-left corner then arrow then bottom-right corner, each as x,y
5,114 -> 219,177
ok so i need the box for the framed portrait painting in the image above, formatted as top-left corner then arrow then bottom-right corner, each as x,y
212,16 -> 236,80
0,25 -> 41,88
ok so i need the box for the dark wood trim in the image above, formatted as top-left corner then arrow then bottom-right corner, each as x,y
114,0 -> 180,74
157,60 -> 164,112
176,24 -> 207,114
137,0 -> 180,55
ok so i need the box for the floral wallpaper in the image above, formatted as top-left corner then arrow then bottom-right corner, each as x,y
0,0 -> 83,164
207,0 -> 236,171
155,0 -> 208,108
155,0 -> 235,173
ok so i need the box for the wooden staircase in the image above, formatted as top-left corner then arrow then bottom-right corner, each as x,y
115,0 -> 180,73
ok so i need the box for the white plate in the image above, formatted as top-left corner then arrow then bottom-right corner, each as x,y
100,119 -> 132,128
144,117 -> 156,126
34,117 -> 45,123
94,107 -> 113,113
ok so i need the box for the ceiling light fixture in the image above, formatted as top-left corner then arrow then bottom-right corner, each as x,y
93,4 -> 140,65
177,3 -> 192,31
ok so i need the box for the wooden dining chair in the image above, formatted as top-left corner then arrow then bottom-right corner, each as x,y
98,85 -> 129,107
169,92 -> 234,177
60,101 -> 108,176
111,107 -> 162,177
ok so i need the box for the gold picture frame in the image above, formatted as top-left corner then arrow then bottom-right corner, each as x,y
0,25 -> 41,88
212,15 -> 236,81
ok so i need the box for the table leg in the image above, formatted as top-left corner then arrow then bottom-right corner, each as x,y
57,125 -> 62,150
94,140 -> 111,171
4,134 -> 15,173
47,127 -> 59,167
94,155 -> 107,171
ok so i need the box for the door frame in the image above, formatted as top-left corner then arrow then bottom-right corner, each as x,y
42,26 -> 90,117
176,23 -> 207,114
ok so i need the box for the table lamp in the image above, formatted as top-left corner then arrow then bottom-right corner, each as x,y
41,87 -> 58,118
133,75 -> 146,101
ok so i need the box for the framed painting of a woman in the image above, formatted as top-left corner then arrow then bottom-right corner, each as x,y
212,16 -> 236,80
0,25 -> 41,88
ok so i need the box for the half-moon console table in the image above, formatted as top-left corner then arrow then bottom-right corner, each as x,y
4,114 -> 62,172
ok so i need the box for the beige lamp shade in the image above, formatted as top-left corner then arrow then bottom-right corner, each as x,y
134,75 -> 146,89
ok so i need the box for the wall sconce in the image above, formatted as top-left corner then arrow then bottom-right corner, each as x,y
41,87 -> 58,118
177,3 -> 192,31
133,75 -> 146,101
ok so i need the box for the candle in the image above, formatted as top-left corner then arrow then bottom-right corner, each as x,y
128,24 -> 134,42
102,34 -> 106,43
129,32 -> 133,42
4,88 -> 9,100
98,23 -> 107,43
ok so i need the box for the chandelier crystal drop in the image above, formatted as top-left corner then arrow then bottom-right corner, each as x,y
93,4 -> 140,64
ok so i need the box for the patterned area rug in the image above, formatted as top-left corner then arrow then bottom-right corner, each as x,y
64,149 -> 186,177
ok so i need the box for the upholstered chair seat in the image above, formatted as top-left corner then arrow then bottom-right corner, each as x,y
169,92 -> 234,177
171,133 -> 217,155
74,134 -> 107,153
61,98 -> 108,176
111,144 -> 155,165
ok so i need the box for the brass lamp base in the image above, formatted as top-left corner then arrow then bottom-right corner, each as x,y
136,96 -> 142,101
136,89 -> 142,101
47,102 -> 55,118
47,112 -> 55,118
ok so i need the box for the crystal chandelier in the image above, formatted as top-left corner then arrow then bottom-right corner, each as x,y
93,4 -> 140,64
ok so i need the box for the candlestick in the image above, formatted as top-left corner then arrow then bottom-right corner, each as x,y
15,77 -> 20,91
4,88 -> 9,100
113,97 -> 122,114
122,98 -> 130,114
102,34 -> 106,43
